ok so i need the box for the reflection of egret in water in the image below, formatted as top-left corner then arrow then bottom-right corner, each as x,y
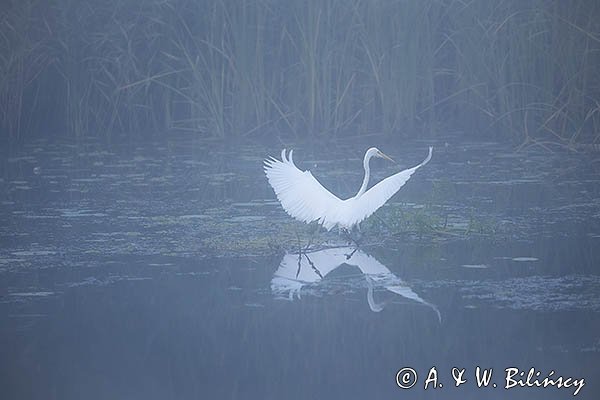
271,247 -> 441,321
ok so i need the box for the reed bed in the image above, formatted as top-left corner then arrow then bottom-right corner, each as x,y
1,0 -> 599,145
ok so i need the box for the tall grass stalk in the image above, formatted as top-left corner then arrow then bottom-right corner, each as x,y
0,1 -> 53,142
1,0 -> 599,145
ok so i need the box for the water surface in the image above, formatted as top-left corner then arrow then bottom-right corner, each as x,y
1,137 -> 599,399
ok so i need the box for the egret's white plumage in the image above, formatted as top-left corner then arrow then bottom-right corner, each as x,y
264,146 -> 433,231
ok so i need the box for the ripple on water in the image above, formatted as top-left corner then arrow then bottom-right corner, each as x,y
9,291 -> 55,297
459,275 -> 600,312
511,257 -> 539,262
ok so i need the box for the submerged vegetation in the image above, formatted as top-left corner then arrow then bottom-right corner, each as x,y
200,204 -> 498,257
1,0 -> 600,146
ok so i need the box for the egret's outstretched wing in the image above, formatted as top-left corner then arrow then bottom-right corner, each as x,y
349,147 -> 433,227
264,149 -> 341,225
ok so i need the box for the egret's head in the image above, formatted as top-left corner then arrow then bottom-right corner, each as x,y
367,147 -> 395,163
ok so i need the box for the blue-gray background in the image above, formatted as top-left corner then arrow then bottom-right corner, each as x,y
1,1 -> 600,399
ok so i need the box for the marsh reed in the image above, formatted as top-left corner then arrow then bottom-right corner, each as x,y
1,0 -> 599,146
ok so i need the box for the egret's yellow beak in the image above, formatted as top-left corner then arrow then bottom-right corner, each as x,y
378,151 -> 395,163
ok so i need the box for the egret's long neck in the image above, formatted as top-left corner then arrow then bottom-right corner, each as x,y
355,153 -> 372,198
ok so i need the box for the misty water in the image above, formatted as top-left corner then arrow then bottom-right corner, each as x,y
1,137 -> 599,399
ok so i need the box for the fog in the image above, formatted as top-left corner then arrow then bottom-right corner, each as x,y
1,1 -> 600,399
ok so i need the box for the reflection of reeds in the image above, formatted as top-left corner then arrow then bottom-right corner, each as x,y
1,0 -> 599,144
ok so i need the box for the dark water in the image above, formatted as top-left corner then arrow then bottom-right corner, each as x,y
1,137 -> 599,399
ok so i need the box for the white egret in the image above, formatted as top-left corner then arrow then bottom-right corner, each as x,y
264,146 -> 433,231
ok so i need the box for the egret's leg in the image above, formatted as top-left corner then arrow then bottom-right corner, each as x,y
295,230 -> 303,252
304,222 -> 320,252
294,224 -> 318,254
295,223 -> 321,278
295,231 -> 304,278
346,228 -> 362,248
345,245 -> 359,260
353,224 -> 364,244
341,228 -> 361,259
